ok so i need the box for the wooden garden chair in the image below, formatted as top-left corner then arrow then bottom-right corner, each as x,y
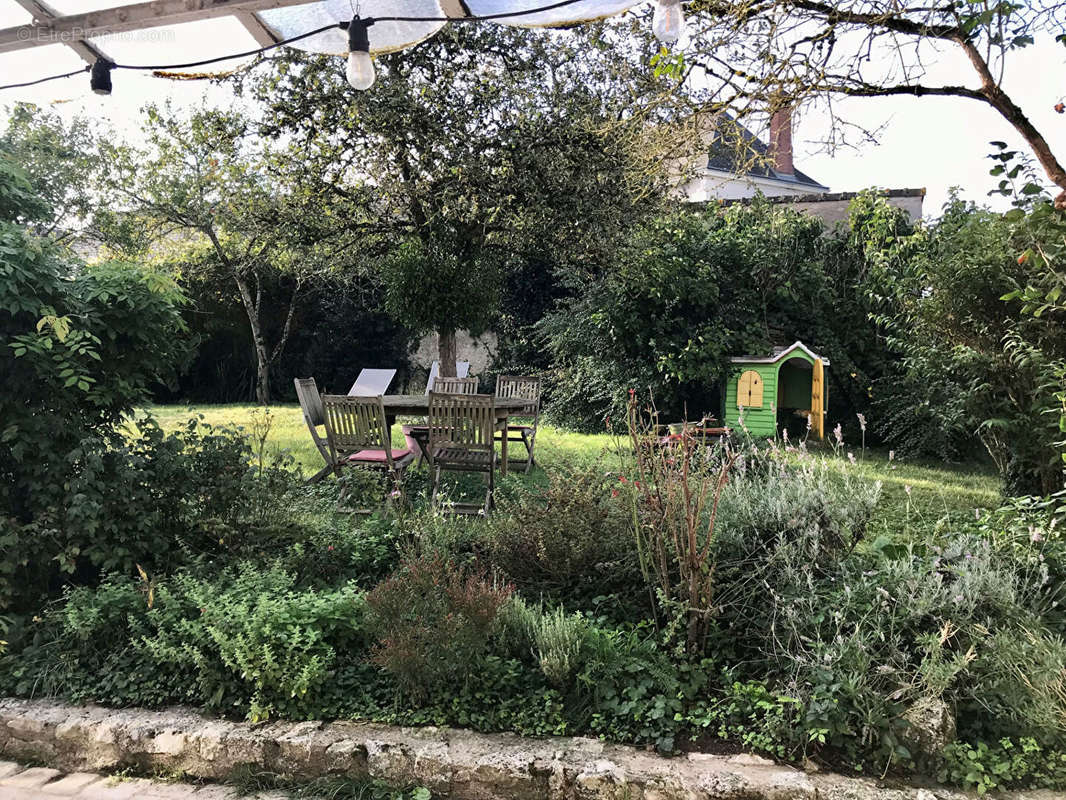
425,360 -> 470,393
431,376 -> 478,394
427,391 -> 497,515
321,394 -> 416,507
294,377 -> 333,483
495,375 -> 542,474
405,376 -> 479,464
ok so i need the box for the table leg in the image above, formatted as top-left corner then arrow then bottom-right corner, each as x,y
500,414 -> 508,477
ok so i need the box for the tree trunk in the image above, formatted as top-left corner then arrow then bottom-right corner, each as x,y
438,329 -> 458,377
233,270 -> 272,405
269,281 -> 302,366
201,225 -> 272,405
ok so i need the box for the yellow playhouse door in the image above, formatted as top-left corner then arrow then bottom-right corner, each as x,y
810,358 -> 825,439
737,370 -> 764,408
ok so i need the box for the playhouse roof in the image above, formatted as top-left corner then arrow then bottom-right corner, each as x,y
730,341 -> 830,366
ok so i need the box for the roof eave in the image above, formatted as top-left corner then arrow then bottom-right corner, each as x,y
702,168 -> 830,193
730,340 -> 831,366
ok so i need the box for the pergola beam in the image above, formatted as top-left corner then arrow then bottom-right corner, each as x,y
10,0 -> 111,63
234,9 -> 280,46
0,0 -> 314,55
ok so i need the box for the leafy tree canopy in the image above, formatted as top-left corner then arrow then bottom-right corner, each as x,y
234,21 -> 695,375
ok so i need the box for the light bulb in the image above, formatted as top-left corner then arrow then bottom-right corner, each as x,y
346,51 -> 375,90
652,0 -> 685,44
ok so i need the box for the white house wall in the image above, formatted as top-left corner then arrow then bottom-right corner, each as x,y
675,170 -> 829,202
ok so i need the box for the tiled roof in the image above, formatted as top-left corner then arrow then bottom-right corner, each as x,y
705,115 -> 827,190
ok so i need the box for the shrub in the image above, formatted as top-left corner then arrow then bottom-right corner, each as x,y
496,595 -> 689,751
713,523 -> 1066,772
43,564 -> 367,719
497,597 -> 589,687
713,444 -> 881,594
620,397 -> 738,653
938,738 -> 1066,794
869,195 -> 1066,493
0,172 -> 189,524
686,679 -> 803,760
532,606 -> 587,687
0,417 -> 301,611
578,623 -> 701,752
540,204 -> 833,429
365,554 -> 512,700
486,464 -> 638,610
182,568 -> 364,721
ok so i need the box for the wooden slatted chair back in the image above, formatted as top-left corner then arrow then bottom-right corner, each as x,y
294,377 -> 325,427
432,376 -> 479,395
294,377 -> 334,479
321,394 -> 391,462
428,392 -> 496,452
495,375 -> 541,418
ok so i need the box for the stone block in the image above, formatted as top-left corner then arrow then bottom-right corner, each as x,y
365,739 -> 414,782
1,767 -> 62,789
148,731 -> 188,757
276,722 -> 329,774
77,777 -> 157,800
7,718 -> 49,740
322,739 -> 362,774
190,784 -> 237,799
38,772 -> 103,795
574,760 -> 630,800
196,724 -> 229,764
4,738 -> 57,762
0,762 -> 22,780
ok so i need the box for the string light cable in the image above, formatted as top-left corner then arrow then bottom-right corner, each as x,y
0,0 -> 685,93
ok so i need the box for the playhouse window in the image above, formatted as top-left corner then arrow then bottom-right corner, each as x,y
737,370 -> 764,408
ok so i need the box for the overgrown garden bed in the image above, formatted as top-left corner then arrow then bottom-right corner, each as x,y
2,402 -> 1064,795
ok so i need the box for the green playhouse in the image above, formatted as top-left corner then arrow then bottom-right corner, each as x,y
724,341 -> 828,439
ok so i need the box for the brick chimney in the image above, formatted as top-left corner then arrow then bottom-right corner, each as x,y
768,108 -> 794,177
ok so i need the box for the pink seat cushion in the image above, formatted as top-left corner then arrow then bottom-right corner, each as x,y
348,448 -> 412,463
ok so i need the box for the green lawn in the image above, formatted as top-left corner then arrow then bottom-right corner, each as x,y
143,403 -> 614,473
824,447 -> 1001,540
143,403 -> 1002,536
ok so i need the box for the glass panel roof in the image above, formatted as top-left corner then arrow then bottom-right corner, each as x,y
0,0 -> 647,63
258,1 -> 449,55
465,0 -> 640,28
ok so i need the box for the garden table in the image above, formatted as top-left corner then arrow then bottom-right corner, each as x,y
381,394 -> 531,476
653,427 -> 731,447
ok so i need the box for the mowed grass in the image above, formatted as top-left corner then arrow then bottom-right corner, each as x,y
144,403 -> 614,471
822,447 -> 1001,540
143,404 -> 1002,537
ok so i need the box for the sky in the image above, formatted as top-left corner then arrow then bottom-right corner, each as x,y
0,0 -> 1064,218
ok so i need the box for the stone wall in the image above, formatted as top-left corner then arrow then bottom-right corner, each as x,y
786,191 -> 925,226
0,698 -> 1055,800
707,188 -> 927,226
410,331 -> 499,384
